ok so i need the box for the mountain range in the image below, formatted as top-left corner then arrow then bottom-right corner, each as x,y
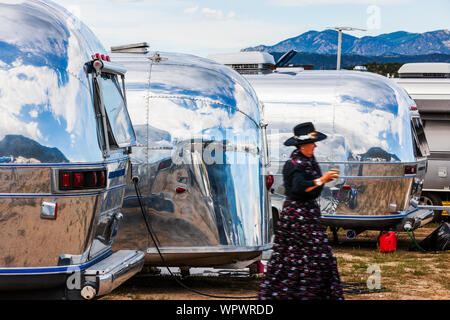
269,52 -> 450,70
242,29 -> 450,56
0,135 -> 69,163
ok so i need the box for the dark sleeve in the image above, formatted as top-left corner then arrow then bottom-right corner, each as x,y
291,166 -> 316,194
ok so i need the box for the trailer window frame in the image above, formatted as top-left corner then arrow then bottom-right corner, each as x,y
88,61 -> 136,158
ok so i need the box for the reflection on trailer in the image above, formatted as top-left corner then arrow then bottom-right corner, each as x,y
110,44 -> 272,268
0,0 -> 144,299
209,52 -> 434,238
395,63 -> 450,221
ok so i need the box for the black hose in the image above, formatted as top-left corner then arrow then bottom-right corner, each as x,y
133,178 -> 259,299
341,281 -> 385,295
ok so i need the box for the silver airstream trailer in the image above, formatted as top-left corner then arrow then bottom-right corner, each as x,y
109,44 -> 272,268
0,0 -> 144,299
210,52 -> 434,237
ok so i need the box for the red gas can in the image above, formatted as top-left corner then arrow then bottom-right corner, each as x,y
379,232 -> 397,253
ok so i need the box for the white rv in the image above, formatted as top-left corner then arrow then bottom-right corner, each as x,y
396,63 -> 450,221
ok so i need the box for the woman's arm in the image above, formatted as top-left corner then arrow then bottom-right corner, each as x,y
292,170 -> 338,193
305,172 -> 337,192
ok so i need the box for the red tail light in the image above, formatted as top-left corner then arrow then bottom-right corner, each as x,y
59,169 -> 107,191
265,175 -> 274,190
404,164 -> 417,175
99,170 -> 106,187
73,173 -> 85,188
158,159 -> 172,171
410,106 -> 418,111
342,185 -> 351,191
92,171 -> 98,187
62,173 -> 70,188
176,187 -> 187,194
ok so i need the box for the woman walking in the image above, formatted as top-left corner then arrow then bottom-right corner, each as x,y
259,122 -> 344,300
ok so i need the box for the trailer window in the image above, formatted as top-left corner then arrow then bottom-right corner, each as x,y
423,121 -> 450,152
411,117 -> 430,157
100,73 -> 135,148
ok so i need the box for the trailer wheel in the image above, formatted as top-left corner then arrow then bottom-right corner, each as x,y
420,193 -> 443,222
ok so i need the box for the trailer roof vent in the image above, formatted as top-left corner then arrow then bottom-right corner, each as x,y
207,52 -> 275,75
111,42 -> 150,54
398,63 -> 450,78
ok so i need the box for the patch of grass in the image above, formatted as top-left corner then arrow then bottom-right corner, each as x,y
351,262 -> 369,270
411,269 -> 428,276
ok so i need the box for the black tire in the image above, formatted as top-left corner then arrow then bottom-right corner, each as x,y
420,192 -> 442,222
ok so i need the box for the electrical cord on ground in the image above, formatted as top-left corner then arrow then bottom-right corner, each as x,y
406,229 -> 432,253
133,178 -> 259,300
341,281 -> 385,295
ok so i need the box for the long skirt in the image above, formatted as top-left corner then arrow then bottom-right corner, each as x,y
259,199 -> 344,300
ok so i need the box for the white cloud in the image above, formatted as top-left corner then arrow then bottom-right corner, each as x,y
183,5 -> 236,20
227,11 -> 236,19
184,5 -> 198,14
201,8 -> 224,20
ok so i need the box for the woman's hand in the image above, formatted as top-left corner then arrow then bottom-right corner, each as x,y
307,171 -> 339,192
321,171 -> 339,183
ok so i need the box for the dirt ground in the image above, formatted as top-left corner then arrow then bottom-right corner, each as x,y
103,223 -> 450,300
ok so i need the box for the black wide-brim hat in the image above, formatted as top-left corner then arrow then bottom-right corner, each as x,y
284,122 -> 327,146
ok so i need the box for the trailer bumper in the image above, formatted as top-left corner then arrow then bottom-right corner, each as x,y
397,208 -> 435,231
82,250 -> 145,299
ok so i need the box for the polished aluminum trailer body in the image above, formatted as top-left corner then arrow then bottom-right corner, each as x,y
111,50 -> 272,267
246,70 -> 433,232
0,0 -> 143,298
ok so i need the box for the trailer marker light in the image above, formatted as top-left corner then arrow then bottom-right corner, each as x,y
92,53 -> 111,62
404,165 -> 417,175
266,175 -> 274,190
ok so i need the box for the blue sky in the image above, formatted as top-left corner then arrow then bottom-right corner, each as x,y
58,0 -> 450,57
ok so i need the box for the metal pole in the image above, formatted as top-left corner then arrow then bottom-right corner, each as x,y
332,27 -> 366,70
337,30 -> 342,70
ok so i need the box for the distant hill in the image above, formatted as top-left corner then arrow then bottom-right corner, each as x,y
0,135 -> 69,163
243,29 -> 450,56
269,52 -> 450,71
